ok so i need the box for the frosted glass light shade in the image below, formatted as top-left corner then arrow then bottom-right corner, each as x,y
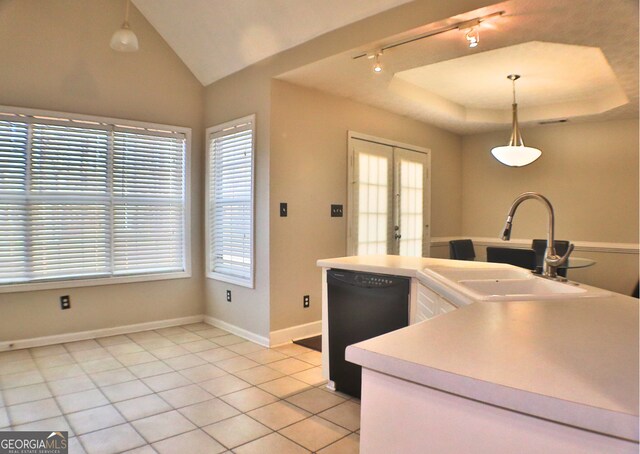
110,27 -> 139,52
491,145 -> 541,167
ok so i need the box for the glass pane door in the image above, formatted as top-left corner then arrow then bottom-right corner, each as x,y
348,136 -> 429,257
394,148 -> 428,257
351,139 -> 392,256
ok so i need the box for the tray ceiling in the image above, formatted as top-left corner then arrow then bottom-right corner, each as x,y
391,41 -> 627,124
278,0 -> 639,134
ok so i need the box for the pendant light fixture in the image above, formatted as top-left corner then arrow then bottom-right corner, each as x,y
491,75 -> 541,167
110,0 -> 139,52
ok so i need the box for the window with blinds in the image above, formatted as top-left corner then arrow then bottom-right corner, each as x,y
206,115 -> 255,288
0,109 -> 189,290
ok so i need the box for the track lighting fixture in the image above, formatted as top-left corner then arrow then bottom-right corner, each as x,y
353,11 -> 503,64
368,51 -> 383,73
373,52 -> 383,73
465,27 -> 479,48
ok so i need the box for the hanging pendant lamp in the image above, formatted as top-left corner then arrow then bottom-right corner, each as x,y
110,0 -> 139,52
491,75 -> 541,167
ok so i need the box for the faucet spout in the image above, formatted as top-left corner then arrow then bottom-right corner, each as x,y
500,192 -> 571,279
501,215 -> 513,241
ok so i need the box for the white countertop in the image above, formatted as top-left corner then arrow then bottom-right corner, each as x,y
317,254 -> 510,279
317,254 -> 445,276
318,255 -> 639,442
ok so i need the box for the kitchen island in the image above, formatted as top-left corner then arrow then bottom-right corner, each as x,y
317,255 -> 639,453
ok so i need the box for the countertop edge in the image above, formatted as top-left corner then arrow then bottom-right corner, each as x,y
316,260 -> 420,277
346,343 -> 639,442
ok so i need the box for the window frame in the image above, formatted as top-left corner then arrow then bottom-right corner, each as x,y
0,105 -> 192,294
205,114 -> 256,289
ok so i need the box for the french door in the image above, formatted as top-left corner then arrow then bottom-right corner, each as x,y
347,134 -> 430,257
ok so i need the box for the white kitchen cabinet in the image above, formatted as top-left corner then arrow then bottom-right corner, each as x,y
414,282 -> 456,322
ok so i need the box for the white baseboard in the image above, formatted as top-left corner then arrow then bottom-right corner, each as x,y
431,236 -> 639,254
270,320 -> 322,347
0,314 -> 204,352
203,316 -> 270,347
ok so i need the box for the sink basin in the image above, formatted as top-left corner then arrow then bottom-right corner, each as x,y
426,267 -> 532,282
458,278 -> 587,301
420,263 -> 611,302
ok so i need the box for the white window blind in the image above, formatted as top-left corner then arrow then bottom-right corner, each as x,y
113,130 -> 185,274
0,110 -> 188,289
207,115 -> 255,287
0,120 -> 28,282
29,124 -> 110,280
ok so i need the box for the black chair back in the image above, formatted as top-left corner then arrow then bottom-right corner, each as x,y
632,281 -> 639,299
486,247 -> 537,270
449,239 -> 475,261
531,239 -> 570,277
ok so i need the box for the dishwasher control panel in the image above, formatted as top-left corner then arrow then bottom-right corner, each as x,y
354,274 -> 395,288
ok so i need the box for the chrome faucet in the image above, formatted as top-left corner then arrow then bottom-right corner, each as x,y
501,192 -> 574,279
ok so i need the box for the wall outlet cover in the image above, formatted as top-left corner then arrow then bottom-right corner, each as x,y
331,204 -> 343,217
60,295 -> 71,310
303,295 -> 310,308
226,290 -> 232,302
280,203 -> 288,217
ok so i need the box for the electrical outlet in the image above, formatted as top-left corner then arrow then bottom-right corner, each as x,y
303,295 -> 310,308
60,295 -> 71,310
331,204 -> 343,217
280,202 -> 288,217
226,290 -> 232,302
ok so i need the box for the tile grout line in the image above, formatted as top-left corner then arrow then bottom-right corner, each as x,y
59,339 -> 145,454
1,325 -> 351,453
88,328 -> 225,451
28,344 -> 84,451
116,326 -> 249,450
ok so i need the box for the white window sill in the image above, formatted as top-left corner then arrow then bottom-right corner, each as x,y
206,271 -> 254,289
0,271 -> 192,294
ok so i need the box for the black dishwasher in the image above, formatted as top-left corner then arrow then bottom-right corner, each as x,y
327,269 -> 410,398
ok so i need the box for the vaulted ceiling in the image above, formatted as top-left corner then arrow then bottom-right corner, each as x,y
132,0 -> 413,86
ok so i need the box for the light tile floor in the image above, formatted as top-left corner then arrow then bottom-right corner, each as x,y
0,323 -> 360,453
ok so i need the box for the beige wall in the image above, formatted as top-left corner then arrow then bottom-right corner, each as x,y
203,68 -> 273,339
0,0 -> 205,341
269,80 -> 462,331
203,0 -> 495,338
461,118 -> 639,294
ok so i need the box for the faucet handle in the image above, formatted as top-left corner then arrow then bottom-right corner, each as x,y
546,243 -> 575,267
560,243 -> 575,265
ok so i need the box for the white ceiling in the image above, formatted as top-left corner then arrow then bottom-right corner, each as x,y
132,0 -> 413,86
391,41 -> 627,124
278,0 -> 639,134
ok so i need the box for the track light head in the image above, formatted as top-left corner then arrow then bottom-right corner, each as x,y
372,51 -> 383,73
465,27 -> 479,48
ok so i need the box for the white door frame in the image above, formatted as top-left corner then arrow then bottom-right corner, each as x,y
347,131 -> 431,257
